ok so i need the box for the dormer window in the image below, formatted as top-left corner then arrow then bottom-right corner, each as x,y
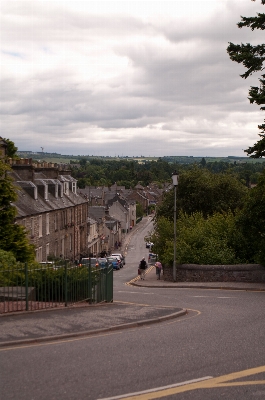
63,182 -> 69,195
44,184 -> 48,200
72,181 -> 77,194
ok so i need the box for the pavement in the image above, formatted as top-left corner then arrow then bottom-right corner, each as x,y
1,266 -> 264,349
132,265 -> 265,291
1,220 -> 264,348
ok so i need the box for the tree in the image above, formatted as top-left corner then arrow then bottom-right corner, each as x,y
0,159 -> 35,262
237,169 -> 265,264
152,211 -> 245,266
136,202 -> 144,218
227,0 -> 265,157
156,167 -> 248,220
4,138 -> 18,158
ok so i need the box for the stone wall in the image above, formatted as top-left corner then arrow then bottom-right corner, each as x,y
163,264 -> 265,283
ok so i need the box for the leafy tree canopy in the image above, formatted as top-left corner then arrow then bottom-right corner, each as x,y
236,168 -> 265,264
3,138 -> 18,159
227,0 -> 265,157
156,167 -> 248,220
0,159 -> 35,262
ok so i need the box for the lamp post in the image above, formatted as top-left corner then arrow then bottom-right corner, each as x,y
172,170 -> 179,282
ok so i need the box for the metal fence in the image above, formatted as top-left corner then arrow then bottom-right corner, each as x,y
0,262 -> 113,314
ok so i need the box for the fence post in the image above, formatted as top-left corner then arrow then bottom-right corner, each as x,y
88,259 -> 92,304
64,260 -> 68,307
25,263 -> 29,311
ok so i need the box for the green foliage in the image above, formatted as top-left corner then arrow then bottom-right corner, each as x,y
227,1 -> 265,157
237,169 -> 265,264
0,249 -> 18,269
0,159 -> 35,262
153,212 -> 245,266
3,138 -> 18,159
156,167 -> 248,221
136,202 -> 144,218
0,261 -> 101,301
151,217 -> 174,265
176,211 -> 242,265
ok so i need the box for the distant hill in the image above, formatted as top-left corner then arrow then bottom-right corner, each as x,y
16,151 -> 264,164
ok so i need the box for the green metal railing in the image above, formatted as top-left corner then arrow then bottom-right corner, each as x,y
0,261 -> 113,314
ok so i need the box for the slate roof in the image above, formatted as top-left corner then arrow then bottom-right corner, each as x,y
10,170 -> 86,218
88,206 -> 106,222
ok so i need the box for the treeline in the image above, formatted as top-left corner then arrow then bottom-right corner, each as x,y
71,158 -> 175,188
70,157 -> 265,189
152,166 -> 265,266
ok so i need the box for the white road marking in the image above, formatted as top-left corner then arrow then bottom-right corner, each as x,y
98,376 -> 213,400
118,291 -> 154,295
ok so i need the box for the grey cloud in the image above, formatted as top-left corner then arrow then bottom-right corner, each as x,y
1,0 -> 264,156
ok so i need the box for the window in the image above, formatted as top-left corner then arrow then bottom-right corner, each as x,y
54,213 -> 58,231
46,213 -> 50,235
46,243 -> 50,259
72,181 -> 77,194
44,184 -> 48,201
64,210 -> 67,226
69,233 -> 72,251
63,182 -> 69,195
61,237 -> 65,257
36,246 -> 42,262
39,215 -> 42,237
30,217 -> 34,237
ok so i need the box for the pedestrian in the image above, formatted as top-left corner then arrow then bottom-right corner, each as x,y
139,257 -> 147,280
155,261 -> 162,280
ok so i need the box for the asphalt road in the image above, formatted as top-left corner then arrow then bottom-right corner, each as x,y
1,216 -> 265,399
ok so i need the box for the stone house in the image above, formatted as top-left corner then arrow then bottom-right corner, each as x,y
107,194 -> 136,232
87,215 -> 99,257
9,158 -> 88,263
88,206 -> 108,255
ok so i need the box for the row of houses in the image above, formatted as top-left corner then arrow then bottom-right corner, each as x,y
1,140 -> 164,263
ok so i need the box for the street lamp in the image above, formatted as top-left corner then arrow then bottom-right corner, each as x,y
172,170 -> 179,282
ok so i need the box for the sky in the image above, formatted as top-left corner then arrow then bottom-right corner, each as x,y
1,0 -> 265,157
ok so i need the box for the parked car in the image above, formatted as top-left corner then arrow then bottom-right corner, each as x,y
79,258 -> 98,267
146,241 -> 154,249
39,261 -> 60,270
148,253 -> 157,264
97,258 -> 110,268
107,256 -> 120,270
111,253 -> 125,267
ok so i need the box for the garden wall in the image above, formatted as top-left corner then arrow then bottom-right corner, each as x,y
163,264 -> 265,283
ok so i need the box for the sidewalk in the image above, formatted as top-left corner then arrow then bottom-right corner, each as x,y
0,302 -> 186,348
131,265 -> 265,292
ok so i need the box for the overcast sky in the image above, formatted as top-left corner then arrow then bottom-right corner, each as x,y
1,0 -> 264,157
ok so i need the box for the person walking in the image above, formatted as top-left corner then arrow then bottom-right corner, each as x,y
155,261 -> 162,280
139,257 -> 147,280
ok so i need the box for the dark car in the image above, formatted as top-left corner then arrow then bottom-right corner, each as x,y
146,242 -> 154,249
107,256 -> 120,270
79,258 -> 98,267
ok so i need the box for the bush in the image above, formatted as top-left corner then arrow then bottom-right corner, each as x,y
153,211 -> 247,265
